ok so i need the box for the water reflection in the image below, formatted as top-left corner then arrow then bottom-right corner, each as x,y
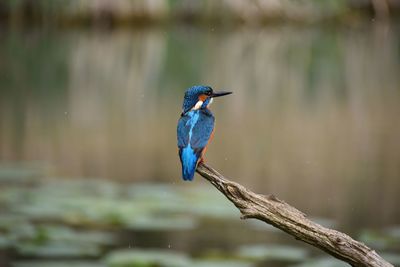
0,24 -> 399,234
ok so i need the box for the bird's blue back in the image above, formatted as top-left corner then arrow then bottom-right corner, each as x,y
177,109 -> 214,181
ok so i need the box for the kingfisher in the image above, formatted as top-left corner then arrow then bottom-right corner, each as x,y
177,85 -> 232,181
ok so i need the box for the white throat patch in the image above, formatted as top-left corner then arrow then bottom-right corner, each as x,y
192,100 -> 203,111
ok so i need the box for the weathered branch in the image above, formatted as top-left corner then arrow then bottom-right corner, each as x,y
196,162 -> 393,267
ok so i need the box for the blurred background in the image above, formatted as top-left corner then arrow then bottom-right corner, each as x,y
1,1 -> 400,267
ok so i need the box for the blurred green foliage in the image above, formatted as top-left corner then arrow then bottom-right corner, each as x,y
1,0 -> 392,25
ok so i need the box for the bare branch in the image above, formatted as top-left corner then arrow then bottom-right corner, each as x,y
196,162 -> 393,267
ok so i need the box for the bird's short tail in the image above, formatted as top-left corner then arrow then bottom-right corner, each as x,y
182,165 -> 196,181
179,146 -> 201,181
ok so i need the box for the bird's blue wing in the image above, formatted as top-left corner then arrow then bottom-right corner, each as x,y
177,113 -> 198,181
177,110 -> 214,181
190,110 -> 214,149
177,115 -> 190,148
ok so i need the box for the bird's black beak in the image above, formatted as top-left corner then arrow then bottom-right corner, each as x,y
211,91 -> 232,98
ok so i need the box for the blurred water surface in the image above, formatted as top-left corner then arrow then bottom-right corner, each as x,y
0,22 -> 400,266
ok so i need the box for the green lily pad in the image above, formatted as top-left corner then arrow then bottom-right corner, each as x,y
16,241 -> 101,258
13,189 -> 145,227
31,225 -> 116,245
237,244 -> 308,262
6,223 -> 115,255
105,249 -> 190,267
8,180 -> 242,229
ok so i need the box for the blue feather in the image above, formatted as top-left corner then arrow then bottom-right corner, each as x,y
177,109 -> 214,181
180,146 -> 198,181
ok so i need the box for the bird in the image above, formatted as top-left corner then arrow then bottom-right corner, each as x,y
177,85 -> 232,181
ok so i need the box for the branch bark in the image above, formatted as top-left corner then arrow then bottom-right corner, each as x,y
196,162 -> 393,267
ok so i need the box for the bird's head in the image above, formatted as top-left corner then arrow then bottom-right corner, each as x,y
181,85 -> 232,115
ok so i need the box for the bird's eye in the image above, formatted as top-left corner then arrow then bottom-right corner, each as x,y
206,91 -> 212,96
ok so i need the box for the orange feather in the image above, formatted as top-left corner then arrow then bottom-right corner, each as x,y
198,94 -> 208,102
